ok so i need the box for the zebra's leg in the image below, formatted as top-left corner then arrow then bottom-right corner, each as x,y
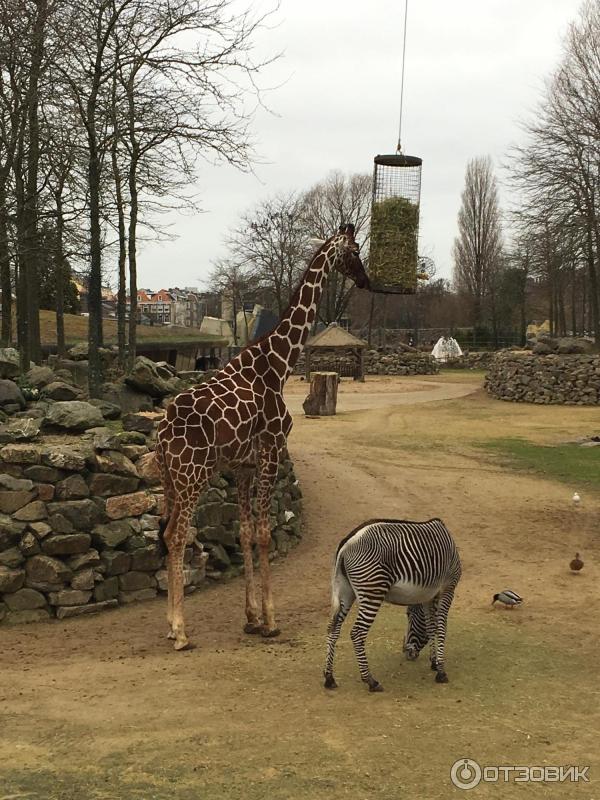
324,574 -> 355,689
350,596 -> 385,692
433,587 -> 456,684
422,601 -> 438,671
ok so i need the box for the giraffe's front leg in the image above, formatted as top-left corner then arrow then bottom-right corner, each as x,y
256,442 -> 281,637
235,468 -> 261,634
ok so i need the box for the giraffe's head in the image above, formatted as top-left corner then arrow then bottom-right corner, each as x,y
330,224 -> 370,290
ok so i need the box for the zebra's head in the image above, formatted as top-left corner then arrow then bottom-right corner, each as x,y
403,604 -> 428,660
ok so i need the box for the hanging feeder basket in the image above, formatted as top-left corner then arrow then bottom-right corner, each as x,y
369,153 -> 422,294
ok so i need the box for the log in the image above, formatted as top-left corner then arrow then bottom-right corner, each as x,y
302,371 -> 338,417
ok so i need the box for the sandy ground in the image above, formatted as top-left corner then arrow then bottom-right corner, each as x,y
1,374 -> 599,799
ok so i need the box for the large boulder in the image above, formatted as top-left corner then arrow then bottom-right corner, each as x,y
41,381 -> 82,401
557,337 -> 595,355
88,398 -> 121,420
44,401 -> 105,432
125,356 -> 172,398
25,366 -> 56,389
0,417 -> 42,443
100,382 -> 153,413
0,380 -> 25,410
0,348 -> 20,379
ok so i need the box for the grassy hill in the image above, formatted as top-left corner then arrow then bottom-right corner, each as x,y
31,310 -> 227,348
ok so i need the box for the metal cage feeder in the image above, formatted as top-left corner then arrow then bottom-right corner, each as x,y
369,153 -> 422,294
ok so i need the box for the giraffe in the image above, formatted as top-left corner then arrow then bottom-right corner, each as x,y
155,224 -> 370,650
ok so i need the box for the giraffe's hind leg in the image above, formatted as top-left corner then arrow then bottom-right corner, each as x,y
235,467 -> 261,634
156,447 -> 176,639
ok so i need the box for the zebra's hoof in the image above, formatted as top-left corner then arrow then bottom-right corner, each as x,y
324,673 -> 337,689
260,625 -> 281,638
430,659 -> 438,671
435,671 -> 449,683
243,622 -> 262,635
368,680 -> 384,693
173,640 -> 196,652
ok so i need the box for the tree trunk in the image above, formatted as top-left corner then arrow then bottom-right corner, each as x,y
22,0 -> 47,365
110,71 -> 127,369
126,156 -> 139,370
0,184 -> 11,346
302,371 -> 338,417
586,222 -> 599,345
55,192 -> 66,358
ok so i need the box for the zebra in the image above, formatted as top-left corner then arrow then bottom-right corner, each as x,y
323,518 -> 462,692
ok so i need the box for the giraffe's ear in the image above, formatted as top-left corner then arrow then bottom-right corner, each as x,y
308,237 -> 326,247
344,223 -> 356,240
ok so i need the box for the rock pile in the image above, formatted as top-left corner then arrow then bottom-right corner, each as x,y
485,351 -> 600,405
527,334 -> 595,356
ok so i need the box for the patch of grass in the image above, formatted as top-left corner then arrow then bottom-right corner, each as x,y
480,437 -> 600,488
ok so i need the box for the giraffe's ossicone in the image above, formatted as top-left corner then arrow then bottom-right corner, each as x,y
156,224 -> 370,650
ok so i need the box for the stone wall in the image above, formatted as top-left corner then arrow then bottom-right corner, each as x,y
365,348 -> 439,376
485,351 -> 600,404
440,351 -> 495,370
0,435 -> 302,625
293,347 -> 438,377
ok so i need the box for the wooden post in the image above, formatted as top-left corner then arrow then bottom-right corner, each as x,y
302,371 -> 338,417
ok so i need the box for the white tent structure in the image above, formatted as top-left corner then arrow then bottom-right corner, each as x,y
431,336 -> 463,363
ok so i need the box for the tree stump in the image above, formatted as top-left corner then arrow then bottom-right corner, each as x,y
302,371 -> 338,417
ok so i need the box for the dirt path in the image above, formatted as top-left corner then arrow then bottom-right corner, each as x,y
1,375 -> 599,799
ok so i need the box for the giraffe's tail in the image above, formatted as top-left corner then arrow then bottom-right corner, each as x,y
155,444 -> 172,558
157,515 -> 170,557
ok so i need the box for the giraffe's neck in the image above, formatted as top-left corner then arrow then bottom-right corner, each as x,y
258,243 -> 335,386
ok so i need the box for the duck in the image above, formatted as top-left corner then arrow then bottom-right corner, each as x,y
492,590 -> 523,608
569,553 -> 584,573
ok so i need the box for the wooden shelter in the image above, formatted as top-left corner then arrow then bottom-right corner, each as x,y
304,323 -> 368,382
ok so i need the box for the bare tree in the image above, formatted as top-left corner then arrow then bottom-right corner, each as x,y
223,193 -> 308,316
453,156 -> 503,328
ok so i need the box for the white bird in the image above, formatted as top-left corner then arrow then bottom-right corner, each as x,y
492,590 -> 523,608
572,492 -> 581,506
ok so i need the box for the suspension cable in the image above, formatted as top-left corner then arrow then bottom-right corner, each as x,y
397,0 -> 409,153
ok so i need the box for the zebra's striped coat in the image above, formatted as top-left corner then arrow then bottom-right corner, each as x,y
324,518 -> 461,692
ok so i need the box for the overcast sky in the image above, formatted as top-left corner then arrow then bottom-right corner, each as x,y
136,0 -> 581,291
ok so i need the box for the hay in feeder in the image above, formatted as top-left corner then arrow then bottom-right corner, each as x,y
369,195 -> 419,290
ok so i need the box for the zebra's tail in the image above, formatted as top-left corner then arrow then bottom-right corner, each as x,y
330,547 -> 354,619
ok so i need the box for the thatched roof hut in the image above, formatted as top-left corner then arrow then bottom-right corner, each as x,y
305,323 -> 368,381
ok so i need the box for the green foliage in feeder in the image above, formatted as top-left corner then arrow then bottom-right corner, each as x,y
369,196 -> 419,291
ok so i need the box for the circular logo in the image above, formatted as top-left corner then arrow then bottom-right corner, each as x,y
451,758 -> 482,790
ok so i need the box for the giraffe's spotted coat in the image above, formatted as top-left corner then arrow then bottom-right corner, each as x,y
155,226 -> 369,649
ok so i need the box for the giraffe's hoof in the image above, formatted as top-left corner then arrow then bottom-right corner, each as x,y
243,622 -> 263,635
260,625 -> 281,638
324,673 -> 337,689
173,640 -> 196,652
435,671 -> 449,683
368,680 -> 384,693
